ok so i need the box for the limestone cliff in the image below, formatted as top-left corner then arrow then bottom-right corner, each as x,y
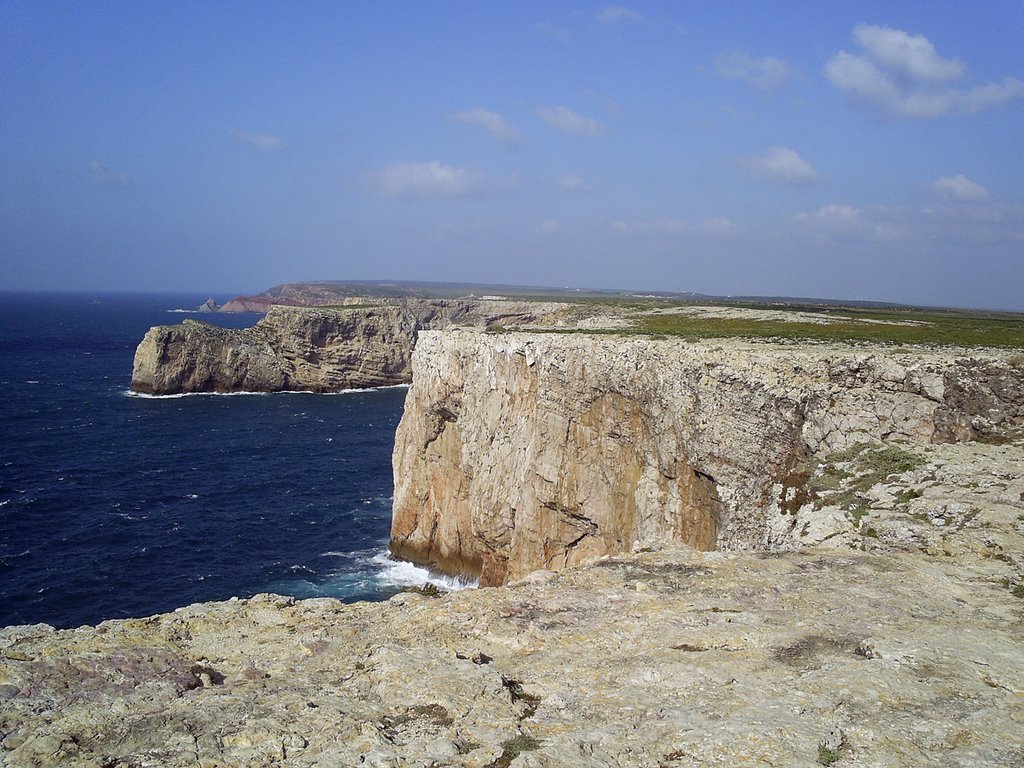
5,445 -> 1024,768
131,305 -> 415,394
131,299 -> 562,395
390,331 -> 1024,585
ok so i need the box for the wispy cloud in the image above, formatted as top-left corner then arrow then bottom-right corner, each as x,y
714,51 -> 796,92
453,107 -> 521,147
933,175 -> 988,201
89,160 -> 129,186
793,197 -> 1024,245
743,146 -> 819,183
537,105 -> 604,136
792,204 -> 903,240
374,161 -> 509,199
597,5 -> 644,24
696,217 -> 742,237
558,174 -> 592,192
611,216 -> 740,237
228,130 -> 282,151
540,218 -> 561,233
825,25 -> 1024,118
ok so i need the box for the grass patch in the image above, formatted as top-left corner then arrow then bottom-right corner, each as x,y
1000,579 -> 1024,599
786,443 -> 925,530
485,734 -> 542,768
633,304 -> 1024,348
894,488 -> 924,506
401,582 -> 441,597
818,743 -> 842,765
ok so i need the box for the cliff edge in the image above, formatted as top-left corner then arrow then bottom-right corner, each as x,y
131,299 -> 562,395
391,331 -> 1024,585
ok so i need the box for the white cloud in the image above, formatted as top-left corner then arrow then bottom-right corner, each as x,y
933,175 -> 989,201
795,204 -> 860,225
453,107 -> 521,147
597,5 -> 643,24
228,130 -> 282,151
854,25 -> 964,81
744,146 -> 819,183
375,161 -> 502,199
558,174 -> 591,191
714,51 -> 796,92
537,105 -> 604,136
89,160 -> 129,186
611,216 -> 740,237
825,25 -> 1024,118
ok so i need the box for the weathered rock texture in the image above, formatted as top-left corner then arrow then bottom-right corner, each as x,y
4,447 -> 1024,768
391,332 -> 1024,585
131,300 -> 561,395
131,305 -> 415,394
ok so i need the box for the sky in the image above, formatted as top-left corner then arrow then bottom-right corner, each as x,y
2,1 -> 1022,309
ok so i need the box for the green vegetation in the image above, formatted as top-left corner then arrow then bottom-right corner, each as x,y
485,734 -> 542,768
316,303 -> 381,310
787,443 -> 926,528
818,743 -> 842,765
401,582 -> 441,597
1000,578 -> 1024,599
634,305 -> 1024,348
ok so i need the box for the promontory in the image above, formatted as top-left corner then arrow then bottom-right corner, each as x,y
4,289 -> 1024,767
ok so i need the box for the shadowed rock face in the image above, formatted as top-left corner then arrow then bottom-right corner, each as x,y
130,299 -> 563,395
391,332 -> 1024,585
131,305 -> 415,394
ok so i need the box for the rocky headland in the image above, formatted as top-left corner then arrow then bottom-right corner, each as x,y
130,299 -> 562,395
2,447 -> 1023,766
391,332 -> 1024,585
5,298 -> 1024,766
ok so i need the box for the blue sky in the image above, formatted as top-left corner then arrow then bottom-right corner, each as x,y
2,1 -> 1022,309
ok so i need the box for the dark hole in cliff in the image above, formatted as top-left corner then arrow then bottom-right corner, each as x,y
423,403 -> 460,448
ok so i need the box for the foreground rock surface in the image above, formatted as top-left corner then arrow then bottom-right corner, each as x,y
392,332 -> 1024,585
3,440 -> 1023,768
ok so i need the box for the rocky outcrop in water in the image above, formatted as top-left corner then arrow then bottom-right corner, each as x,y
391,332 -> 1024,585
131,305 -> 416,394
131,299 -> 563,395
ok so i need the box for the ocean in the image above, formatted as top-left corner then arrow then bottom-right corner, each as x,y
0,292 -> 463,629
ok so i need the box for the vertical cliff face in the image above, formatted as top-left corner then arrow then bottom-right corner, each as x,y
131,299 -> 565,395
131,305 -> 415,394
390,332 -> 1023,585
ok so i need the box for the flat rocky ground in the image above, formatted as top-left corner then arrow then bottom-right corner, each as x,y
2,440 -> 1023,767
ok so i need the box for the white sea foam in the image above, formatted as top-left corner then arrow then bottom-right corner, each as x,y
370,551 -> 478,591
166,309 -> 201,314
123,383 -> 410,399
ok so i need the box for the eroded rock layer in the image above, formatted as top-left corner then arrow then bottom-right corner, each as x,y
130,299 -> 562,395
391,332 -> 1024,584
4,454 -> 1024,768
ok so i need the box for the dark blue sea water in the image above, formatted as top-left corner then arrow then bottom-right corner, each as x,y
0,292 -> 458,629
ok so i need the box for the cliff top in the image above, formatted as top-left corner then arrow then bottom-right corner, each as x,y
3,437 -> 1022,766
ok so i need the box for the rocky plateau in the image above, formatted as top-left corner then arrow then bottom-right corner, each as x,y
6,299 -> 1024,766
